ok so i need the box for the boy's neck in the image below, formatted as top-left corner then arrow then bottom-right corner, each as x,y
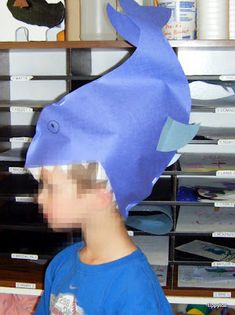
80,208 -> 137,265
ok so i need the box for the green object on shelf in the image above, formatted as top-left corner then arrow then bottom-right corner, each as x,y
186,304 -> 210,315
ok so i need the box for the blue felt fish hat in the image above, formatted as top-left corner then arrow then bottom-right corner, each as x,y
25,0 -> 199,218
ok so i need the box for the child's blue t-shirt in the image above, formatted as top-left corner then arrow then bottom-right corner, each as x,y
35,241 -> 173,314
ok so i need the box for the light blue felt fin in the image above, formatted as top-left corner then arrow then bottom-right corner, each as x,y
157,117 -> 200,152
106,4 -> 140,46
119,0 -> 171,28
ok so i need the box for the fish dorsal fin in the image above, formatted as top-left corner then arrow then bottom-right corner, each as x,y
107,0 -> 171,45
106,3 -> 140,47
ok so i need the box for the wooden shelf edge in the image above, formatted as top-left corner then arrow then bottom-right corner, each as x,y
171,40 -> 235,48
0,40 -> 235,50
167,295 -> 235,306
165,288 -> 235,298
0,286 -> 234,300
0,40 -> 132,49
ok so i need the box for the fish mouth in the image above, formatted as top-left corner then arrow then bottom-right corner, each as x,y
7,0 -> 65,28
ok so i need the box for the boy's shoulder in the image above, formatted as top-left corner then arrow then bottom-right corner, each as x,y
115,251 -> 159,290
106,251 -> 173,314
96,248 -> 162,297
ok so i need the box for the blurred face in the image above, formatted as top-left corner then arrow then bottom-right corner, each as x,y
37,167 -> 104,230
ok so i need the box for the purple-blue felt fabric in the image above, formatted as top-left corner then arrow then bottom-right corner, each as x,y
25,0 -> 199,218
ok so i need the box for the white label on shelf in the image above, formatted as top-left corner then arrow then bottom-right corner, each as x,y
11,75 -> 33,81
9,137 -> 32,143
15,196 -> 34,203
216,170 -> 235,177
215,108 -> 235,114
212,232 -> 235,238
218,139 -> 235,145
9,167 -> 28,174
10,106 -> 33,113
15,282 -> 36,289
11,253 -> 38,261
214,202 -> 235,208
213,292 -> 232,298
219,75 -> 235,81
127,231 -> 134,237
212,261 -> 235,267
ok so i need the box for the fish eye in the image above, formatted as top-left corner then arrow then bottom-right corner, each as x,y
47,120 -> 60,134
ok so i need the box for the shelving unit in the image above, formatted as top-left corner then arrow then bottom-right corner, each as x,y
169,38 -> 235,306
0,40 -> 235,309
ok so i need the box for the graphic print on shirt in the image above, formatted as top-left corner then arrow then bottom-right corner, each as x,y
50,293 -> 85,315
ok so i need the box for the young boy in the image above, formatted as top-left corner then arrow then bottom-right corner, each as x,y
25,0 -> 197,313
29,163 -> 173,314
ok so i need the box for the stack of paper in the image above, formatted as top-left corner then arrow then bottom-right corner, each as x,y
178,265 -> 235,288
179,151 -> 235,171
178,177 -> 235,203
176,240 -> 235,262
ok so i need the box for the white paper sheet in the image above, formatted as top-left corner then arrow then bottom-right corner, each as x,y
131,235 -> 169,266
190,81 -> 234,100
176,240 -> 235,262
176,206 -> 235,233
179,152 -> 235,171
